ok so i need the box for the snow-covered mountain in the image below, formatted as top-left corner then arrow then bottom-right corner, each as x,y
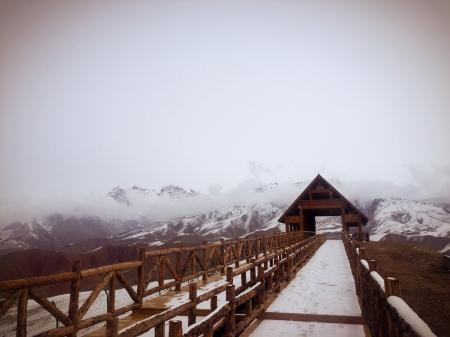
108,185 -> 200,206
1,183 -> 449,255
365,198 -> 450,252
117,203 -> 284,244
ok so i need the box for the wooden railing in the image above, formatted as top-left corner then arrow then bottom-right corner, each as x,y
122,234 -> 326,337
0,231 -> 323,337
342,231 -> 437,337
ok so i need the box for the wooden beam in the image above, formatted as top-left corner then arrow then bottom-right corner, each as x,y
298,199 -> 344,209
260,312 -> 365,324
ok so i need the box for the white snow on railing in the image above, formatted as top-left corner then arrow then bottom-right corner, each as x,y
369,271 -> 385,292
183,301 -> 230,335
360,259 -> 369,270
356,247 -> 360,255
237,282 -> 262,299
387,296 -> 437,337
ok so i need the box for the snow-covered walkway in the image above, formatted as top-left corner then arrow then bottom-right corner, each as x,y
249,240 -> 367,337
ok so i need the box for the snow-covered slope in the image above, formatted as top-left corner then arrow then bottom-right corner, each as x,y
365,198 -> 450,252
117,203 -> 284,244
108,185 -> 200,206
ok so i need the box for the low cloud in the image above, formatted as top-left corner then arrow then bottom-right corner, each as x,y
1,167 -> 450,226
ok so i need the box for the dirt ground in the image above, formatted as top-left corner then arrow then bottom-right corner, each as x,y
362,241 -> 450,337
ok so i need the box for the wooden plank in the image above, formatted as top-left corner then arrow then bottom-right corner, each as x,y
298,199 -> 344,209
260,312 -> 365,324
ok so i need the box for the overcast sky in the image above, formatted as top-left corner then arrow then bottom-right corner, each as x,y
1,0 -> 449,215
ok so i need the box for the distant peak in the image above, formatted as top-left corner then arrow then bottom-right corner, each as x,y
158,185 -> 200,198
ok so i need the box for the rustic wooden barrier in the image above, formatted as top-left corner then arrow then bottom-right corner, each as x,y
342,231 -> 437,337
0,231 -> 323,337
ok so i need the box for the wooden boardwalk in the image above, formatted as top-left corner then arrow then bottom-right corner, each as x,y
243,240 -> 370,337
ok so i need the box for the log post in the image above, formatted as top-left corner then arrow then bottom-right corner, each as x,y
250,258 -> 256,286
257,265 -> 265,306
68,259 -> 81,337
226,266 -> 234,285
211,295 -> 217,311
368,260 -> 377,272
385,277 -> 400,296
274,256 -> 280,293
155,321 -> 165,337
235,239 -> 240,268
159,255 -> 165,287
169,320 -> 182,337
188,282 -> 197,326
192,249 -> 197,277
176,243 -> 182,291
225,285 -> 235,337
287,255 -> 293,281
16,288 -> 28,337
385,277 -> 400,337
241,270 -> 247,288
220,239 -> 226,274
203,241 -> 208,283
359,247 -> 366,260
137,248 -> 146,304
106,272 -> 118,337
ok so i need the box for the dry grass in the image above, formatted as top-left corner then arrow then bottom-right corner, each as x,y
362,241 -> 450,337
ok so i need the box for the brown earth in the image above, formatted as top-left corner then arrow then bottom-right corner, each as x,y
362,241 -> 450,337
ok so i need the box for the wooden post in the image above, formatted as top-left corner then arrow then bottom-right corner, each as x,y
220,239 -> 226,274
137,248 -> 146,304
169,320 -> 182,337
225,285 -> 235,337
359,247 -> 366,260
211,295 -> 217,311
106,272 -> 118,337
241,270 -> 247,288
257,265 -> 265,306
235,240 -> 240,267
16,288 -> 28,337
192,249 -> 197,277
250,258 -> 256,285
368,260 -> 377,272
159,255 -> 165,287
226,266 -> 234,285
188,282 -> 197,326
274,256 -> 280,293
203,241 -> 208,283
385,277 -> 400,296
155,322 -> 165,337
385,277 -> 400,337
68,259 -> 81,337
176,243 -> 182,291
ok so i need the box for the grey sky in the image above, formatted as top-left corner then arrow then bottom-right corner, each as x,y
1,0 -> 449,213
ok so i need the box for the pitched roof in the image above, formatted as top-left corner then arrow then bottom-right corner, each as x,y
278,174 -> 368,224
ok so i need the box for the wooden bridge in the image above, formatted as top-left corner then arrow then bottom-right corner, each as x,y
0,175 -> 437,337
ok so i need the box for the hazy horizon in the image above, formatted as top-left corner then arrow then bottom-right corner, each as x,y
1,1 -> 450,223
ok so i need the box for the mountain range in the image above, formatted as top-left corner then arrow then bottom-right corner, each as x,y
1,183 -> 449,281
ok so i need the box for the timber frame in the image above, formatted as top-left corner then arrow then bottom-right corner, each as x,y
278,174 -> 368,236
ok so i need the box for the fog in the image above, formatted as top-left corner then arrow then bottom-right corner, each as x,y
1,1 -> 449,224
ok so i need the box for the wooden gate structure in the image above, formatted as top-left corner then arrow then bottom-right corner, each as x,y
279,174 -> 368,239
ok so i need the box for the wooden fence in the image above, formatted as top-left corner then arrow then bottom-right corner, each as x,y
0,231 -> 324,337
342,231 -> 437,337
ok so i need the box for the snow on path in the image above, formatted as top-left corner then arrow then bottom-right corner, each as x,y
249,240 -> 365,337
249,320 -> 365,337
267,240 -> 361,316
